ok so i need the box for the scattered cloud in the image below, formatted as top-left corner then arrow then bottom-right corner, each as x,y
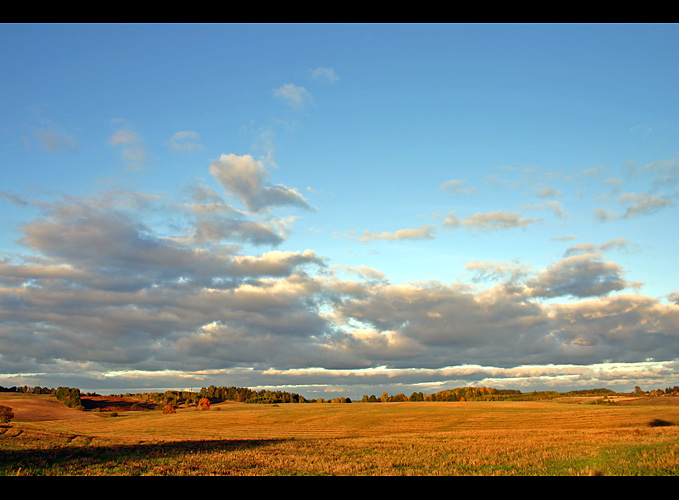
465,260 -> 532,283
108,123 -> 147,171
274,83 -> 314,110
167,130 -> 204,153
352,225 -> 436,242
439,179 -> 476,196
564,237 -> 639,257
535,187 -> 562,198
309,67 -> 339,84
443,210 -> 538,231
33,121 -> 79,153
593,191 -> 675,221
619,192 -> 674,218
520,200 -> 568,219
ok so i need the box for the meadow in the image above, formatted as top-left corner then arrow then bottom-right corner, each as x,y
1,393 -> 679,476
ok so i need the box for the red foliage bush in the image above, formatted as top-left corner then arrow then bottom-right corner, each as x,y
162,404 -> 176,414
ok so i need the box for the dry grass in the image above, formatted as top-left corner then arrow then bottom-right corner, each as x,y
2,397 -> 679,476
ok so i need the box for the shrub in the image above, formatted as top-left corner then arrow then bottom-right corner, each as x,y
0,405 -> 14,424
198,397 -> 211,410
162,404 -> 176,414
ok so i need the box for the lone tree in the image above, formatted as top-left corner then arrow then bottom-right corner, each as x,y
0,405 -> 14,424
198,397 -> 211,410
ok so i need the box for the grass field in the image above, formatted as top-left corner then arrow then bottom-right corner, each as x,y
1,394 -> 679,476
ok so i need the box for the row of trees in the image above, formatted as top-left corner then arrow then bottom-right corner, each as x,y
359,387 -> 627,403
0,385 -> 54,394
361,387 -> 525,403
198,385 -> 307,404
117,386 -> 309,409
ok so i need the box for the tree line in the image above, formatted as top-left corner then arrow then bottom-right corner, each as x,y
360,387 -> 640,403
2,384 -> 677,409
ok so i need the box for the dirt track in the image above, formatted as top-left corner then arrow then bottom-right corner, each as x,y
0,397 -> 95,422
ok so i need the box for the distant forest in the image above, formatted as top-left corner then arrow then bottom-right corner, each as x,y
2,383 -> 678,408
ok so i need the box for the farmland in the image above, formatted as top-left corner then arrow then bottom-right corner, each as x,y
1,391 -> 679,476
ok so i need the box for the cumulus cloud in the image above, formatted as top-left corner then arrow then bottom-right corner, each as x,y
209,153 -> 312,214
443,210 -> 538,231
525,252 -> 634,299
325,277 -> 679,370
0,182 -> 329,377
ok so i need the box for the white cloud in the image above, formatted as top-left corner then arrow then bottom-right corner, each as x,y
465,260 -> 532,283
439,179 -> 476,196
209,153 -> 312,214
34,122 -> 79,153
443,210 -> 538,231
274,83 -> 314,109
520,200 -> 568,219
525,252 -> 634,299
309,67 -> 339,83
564,237 -> 638,257
167,130 -> 204,153
619,192 -> 674,218
356,225 -> 436,242
108,125 -> 146,171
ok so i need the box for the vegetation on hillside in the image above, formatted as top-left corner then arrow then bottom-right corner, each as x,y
54,387 -> 84,410
2,383 -> 678,411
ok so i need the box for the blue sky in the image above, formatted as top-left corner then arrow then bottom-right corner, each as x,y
1,23 -> 678,399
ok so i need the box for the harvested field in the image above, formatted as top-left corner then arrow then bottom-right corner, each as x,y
2,394 -> 679,476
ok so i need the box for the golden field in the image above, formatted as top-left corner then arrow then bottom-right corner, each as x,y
1,393 -> 679,476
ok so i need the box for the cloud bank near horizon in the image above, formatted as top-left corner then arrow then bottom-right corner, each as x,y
1,153 -> 677,397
